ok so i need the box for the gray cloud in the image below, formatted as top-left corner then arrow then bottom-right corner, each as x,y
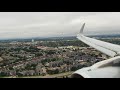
0,12 -> 120,39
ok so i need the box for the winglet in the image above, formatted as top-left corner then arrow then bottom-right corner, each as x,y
80,23 -> 85,34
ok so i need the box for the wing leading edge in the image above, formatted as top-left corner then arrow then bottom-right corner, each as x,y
77,23 -> 120,57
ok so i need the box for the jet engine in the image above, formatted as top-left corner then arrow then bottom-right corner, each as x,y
71,56 -> 120,78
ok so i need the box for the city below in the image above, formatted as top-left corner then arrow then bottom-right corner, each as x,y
0,34 -> 120,78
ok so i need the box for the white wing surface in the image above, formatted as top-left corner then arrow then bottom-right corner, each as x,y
77,23 -> 120,57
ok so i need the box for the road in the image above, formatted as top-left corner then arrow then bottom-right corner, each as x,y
5,71 -> 74,78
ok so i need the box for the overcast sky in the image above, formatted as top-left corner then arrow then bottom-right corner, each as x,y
0,12 -> 120,39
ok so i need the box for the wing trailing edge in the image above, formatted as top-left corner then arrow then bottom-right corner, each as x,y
77,23 -> 120,57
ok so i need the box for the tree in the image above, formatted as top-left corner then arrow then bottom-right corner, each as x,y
71,66 -> 77,71
0,72 -> 8,77
9,67 -> 13,70
54,69 -> 59,74
47,69 -> 59,75
35,53 -> 43,57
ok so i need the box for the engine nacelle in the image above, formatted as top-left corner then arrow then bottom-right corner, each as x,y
71,56 -> 120,78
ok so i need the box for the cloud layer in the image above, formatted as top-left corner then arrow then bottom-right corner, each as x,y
0,12 -> 120,39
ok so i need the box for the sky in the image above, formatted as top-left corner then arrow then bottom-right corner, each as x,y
0,12 -> 120,39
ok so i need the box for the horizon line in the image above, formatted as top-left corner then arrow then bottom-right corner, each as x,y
0,34 -> 120,41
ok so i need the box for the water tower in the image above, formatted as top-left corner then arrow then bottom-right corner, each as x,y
32,39 -> 35,46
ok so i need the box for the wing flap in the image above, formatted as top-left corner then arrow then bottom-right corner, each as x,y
77,34 -> 116,57
77,23 -> 120,57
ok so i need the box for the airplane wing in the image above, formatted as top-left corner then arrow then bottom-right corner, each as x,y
77,23 -> 120,57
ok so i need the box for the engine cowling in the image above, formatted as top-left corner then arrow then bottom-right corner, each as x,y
71,56 -> 120,78
71,66 -> 120,78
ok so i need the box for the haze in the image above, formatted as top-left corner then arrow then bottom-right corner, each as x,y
0,12 -> 120,39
